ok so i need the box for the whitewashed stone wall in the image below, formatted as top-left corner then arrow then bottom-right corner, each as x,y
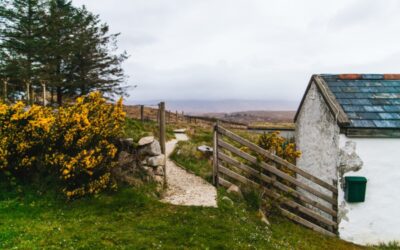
295,82 -> 340,215
338,135 -> 400,245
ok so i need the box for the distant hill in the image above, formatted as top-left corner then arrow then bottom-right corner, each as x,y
128,99 -> 298,114
201,110 -> 295,125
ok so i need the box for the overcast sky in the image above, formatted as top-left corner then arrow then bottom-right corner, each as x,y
74,0 -> 400,105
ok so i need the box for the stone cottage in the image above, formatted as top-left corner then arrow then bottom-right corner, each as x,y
295,74 -> 400,245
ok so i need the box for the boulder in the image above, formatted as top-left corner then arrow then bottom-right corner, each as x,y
147,155 -> 166,167
139,140 -> 162,156
138,136 -> 155,146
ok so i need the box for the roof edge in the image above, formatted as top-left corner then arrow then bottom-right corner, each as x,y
294,75 -> 350,127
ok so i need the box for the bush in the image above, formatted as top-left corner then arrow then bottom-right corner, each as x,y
257,131 -> 301,164
0,92 -> 126,199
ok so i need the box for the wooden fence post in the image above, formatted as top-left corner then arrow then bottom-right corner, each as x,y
3,78 -> 7,102
140,105 -> 144,122
159,102 -> 166,182
213,121 -> 219,187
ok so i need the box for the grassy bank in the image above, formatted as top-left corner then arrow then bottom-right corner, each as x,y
0,182 -> 367,250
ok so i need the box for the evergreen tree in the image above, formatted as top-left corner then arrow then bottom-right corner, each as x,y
0,0 -> 47,103
0,0 -> 128,105
67,6 -> 128,99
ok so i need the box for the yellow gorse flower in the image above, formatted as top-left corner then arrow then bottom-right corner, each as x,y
0,92 -> 125,199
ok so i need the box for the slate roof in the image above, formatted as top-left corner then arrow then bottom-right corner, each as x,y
320,74 -> 400,129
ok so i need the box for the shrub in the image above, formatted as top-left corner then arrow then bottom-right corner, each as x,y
0,92 -> 126,199
257,131 -> 301,164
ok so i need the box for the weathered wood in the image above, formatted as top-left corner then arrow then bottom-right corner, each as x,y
159,102 -> 166,183
218,152 -> 337,217
218,176 -> 233,188
213,123 -> 219,186
140,105 -> 144,122
218,160 -> 337,228
218,139 -> 337,205
3,79 -> 7,102
218,165 -> 259,188
217,125 -> 337,194
280,208 -> 336,237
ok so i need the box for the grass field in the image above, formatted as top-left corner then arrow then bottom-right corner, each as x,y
0,122 -> 395,249
0,181 -> 369,250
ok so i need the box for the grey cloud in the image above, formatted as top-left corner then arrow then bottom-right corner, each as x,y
73,0 -> 400,107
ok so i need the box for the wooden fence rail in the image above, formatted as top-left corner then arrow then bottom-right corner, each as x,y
213,124 -> 338,236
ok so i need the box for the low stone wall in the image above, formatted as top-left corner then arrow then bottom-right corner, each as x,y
112,136 -> 166,190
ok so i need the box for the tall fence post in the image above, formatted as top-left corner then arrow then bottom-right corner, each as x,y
213,121 -> 219,187
140,105 -> 144,122
159,102 -> 166,183
3,78 -> 7,102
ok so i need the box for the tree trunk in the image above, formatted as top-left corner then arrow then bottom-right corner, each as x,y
57,87 -> 62,106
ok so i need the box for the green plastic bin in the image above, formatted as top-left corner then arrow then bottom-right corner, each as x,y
345,176 -> 367,202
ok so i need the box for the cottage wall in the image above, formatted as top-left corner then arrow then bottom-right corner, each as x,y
295,82 -> 340,213
338,135 -> 400,245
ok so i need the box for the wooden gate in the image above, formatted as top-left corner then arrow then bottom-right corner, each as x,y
213,124 -> 338,236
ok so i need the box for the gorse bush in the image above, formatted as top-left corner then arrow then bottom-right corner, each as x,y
0,92 -> 126,199
257,131 -> 301,164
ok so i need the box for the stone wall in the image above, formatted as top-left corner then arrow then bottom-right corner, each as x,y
112,136 -> 166,190
295,81 -> 340,217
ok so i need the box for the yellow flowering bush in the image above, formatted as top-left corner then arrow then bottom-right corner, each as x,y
0,92 -> 125,199
0,102 -> 55,176
257,131 -> 301,164
47,92 -> 125,198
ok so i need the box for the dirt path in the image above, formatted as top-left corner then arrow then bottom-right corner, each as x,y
162,133 -> 218,207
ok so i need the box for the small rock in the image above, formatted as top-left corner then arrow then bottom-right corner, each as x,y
143,166 -> 155,177
221,196 -> 234,206
227,184 -> 243,198
147,155 -> 166,167
138,136 -> 155,146
154,166 -> 164,176
174,128 -> 187,133
258,209 -> 270,225
197,145 -> 213,153
118,151 -> 136,169
154,175 -> 164,184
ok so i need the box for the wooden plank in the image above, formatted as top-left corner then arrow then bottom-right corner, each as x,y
280,207 -> 336,237
264,187 -> 337,228
218,139 -> 337,205
218,152 -> 337,217
219,165 -> 260,188
218,176 -> 233,188
218,161 -> 336,228
218,125 -> 337,194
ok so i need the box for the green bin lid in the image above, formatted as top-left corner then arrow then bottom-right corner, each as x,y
345,176 -> 367,182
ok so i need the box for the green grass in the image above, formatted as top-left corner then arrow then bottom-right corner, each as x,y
0,183 -> 367,250
0,124 -> 384,249
124,118 -> 175,144
170,127 -> 214,182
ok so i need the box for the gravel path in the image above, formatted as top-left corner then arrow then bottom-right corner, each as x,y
162,133 -> 218,207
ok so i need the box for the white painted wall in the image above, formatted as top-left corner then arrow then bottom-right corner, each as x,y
296,82 -> 340,217
338,134 -> 400,245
